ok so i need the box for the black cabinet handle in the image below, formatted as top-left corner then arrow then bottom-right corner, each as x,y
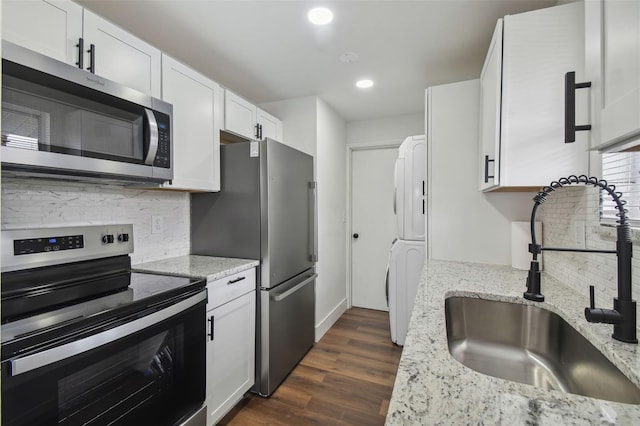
564,71 -> 591,143
87,44 -> 96,74
207,315 -> 215,341
258,124 -> 263,140
255,124 -> 260,139
76,38 -> 84,69
227,276 -> 246,285
484,155 -> 495,183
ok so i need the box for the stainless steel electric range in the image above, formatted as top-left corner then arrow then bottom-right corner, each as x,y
1,224 -> 207,426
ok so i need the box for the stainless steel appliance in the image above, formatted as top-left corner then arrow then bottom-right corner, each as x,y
191,138 -> 317,396
1,225 -> 206,426
1,41 -> 173,184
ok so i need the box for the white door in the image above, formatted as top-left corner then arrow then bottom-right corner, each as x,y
351,146 -> 399,311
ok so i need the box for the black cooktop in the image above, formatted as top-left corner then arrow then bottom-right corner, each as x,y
1,255 -> 204,359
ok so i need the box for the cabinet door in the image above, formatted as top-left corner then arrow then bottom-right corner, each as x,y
587,0 -> 640,149
478,19 -> 502,191
1,0 -> 83,65
206,291 -> 256,426
82,9 -> 161,97
257,108 -> 283,142
224,90 -> 258,140
161,55 -> 221,191
500,2 -> 587,187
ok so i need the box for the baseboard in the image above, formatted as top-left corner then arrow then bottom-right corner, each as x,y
315,298 -> 348,342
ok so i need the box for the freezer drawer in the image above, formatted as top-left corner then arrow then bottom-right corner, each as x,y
256,270 -> 316,396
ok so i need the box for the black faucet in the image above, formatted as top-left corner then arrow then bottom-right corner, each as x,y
524,175 -> 637,344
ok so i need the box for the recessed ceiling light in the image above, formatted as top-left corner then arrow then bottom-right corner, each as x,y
356,79 -> 374,89
307,7 -> 333,25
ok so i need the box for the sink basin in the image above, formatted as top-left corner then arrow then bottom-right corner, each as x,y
445,296 -> 640,404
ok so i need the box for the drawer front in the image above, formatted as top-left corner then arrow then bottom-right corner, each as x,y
207,268 -> 256,308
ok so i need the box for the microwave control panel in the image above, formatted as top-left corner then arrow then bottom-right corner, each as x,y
154,113 -> 171,169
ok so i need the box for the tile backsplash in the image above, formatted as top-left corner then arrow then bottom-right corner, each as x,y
1,177 -> 190,264
537,185 -> 640,326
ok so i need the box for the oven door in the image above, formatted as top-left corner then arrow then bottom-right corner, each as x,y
1,289 -> 206,426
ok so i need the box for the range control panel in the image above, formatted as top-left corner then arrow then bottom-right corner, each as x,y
1,224 -> 134,272
14,234 -> 84,255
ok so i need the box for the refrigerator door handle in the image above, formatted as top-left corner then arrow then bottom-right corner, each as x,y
309,181 -> 318,262
271,274 -> 317,302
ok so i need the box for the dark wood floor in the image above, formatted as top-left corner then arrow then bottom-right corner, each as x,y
219,308 -> 403,425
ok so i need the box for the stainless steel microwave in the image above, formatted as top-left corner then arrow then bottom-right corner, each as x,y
1,41 -> 173,184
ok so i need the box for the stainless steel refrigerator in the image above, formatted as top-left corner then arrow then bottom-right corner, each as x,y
191,138 -> 317,397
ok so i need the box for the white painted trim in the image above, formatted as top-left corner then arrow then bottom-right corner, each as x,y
347,138 -> 405,148
346,141 -> 402,309
315,297 -> 347,342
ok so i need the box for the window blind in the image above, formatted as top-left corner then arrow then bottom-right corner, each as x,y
601,152 -> 640,226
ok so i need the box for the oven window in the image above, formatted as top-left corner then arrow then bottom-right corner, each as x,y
2,300 -> 205,426
58,329 -> 178,425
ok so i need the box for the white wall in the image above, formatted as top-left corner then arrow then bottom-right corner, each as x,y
260,96 -> 317,157
261,96 -> 348,341
427,80 -> 533,265
347,113 -> 424,146
1,178 -> 190,265
315,98 -> 348,340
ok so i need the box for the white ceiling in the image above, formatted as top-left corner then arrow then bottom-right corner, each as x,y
77,0 -> 557,122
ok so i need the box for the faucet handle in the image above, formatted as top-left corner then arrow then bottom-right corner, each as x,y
589,285 -> 595,309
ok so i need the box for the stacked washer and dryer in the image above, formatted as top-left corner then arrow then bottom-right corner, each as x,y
386,135 -> 426,346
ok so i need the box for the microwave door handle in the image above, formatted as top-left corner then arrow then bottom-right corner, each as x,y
143,108 -> 159,165
8,290 -> 206,377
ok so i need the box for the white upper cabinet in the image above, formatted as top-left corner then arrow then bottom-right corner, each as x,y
160,55 -> 222,192
224,90 -> 257,139
478,20 -> 503,191
82,10 -> 161,97
2,0 -> 83,64
586,0 -> 640,151
2,0 -> 161,98
256,108 -> 283,142
479,2 -> 588,191
224,90 -> 283,142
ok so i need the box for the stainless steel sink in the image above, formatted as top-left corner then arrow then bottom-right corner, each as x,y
445,296 -> 640,404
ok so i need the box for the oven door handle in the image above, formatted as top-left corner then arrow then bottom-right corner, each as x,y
9,290 -> 206,377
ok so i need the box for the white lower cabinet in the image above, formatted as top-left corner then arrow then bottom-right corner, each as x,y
205,269 -> 256,426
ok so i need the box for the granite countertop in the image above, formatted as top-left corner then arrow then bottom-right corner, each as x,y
133,255 -> 259,282
386,260 -> 640,425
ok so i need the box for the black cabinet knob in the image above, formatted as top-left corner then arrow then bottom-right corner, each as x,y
118,233 -> 130,242
102,234 -> 114,244
353,233 -> 359,239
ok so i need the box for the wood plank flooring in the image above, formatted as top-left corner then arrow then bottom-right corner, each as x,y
219,308 -> 403,425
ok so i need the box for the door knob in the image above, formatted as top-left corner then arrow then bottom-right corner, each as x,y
353,233 -> 359,239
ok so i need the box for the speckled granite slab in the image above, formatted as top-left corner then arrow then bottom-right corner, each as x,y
133,255 -> 259,282
386,260 -> 640,425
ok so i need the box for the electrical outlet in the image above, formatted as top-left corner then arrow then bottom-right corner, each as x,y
152,216 -> 163,234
